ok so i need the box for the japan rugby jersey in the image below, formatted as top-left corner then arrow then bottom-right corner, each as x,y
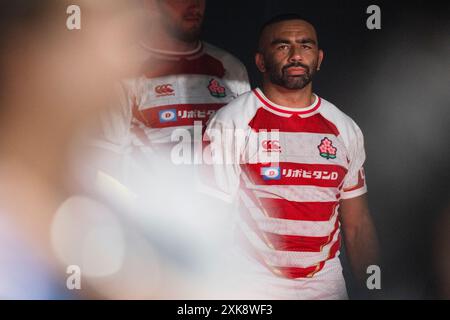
96,41 -> 250,154
204,88 -> 368,281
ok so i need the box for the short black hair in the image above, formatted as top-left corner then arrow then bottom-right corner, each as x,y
259,13 -> 306,35
257,13 -> 311,52
259,12 -> 306,37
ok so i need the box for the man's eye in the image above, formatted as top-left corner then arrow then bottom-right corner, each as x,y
278,45 -> 289,50
302,45 -> 312,50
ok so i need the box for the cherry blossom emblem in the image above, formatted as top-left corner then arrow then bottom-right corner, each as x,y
208,79 -> 226,98
318,137 -> 337,159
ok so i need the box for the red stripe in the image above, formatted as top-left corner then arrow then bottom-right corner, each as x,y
329,233 -> 341,258
132,103 -> 225,129
241,162 -> 347,187
248,107 -> 340,135
343,167 -> 366,192
239,198 -> 340,253
264,217 -> 339,253
268,233 -> 341,278
263,232 -> 330,252
235,226 -> 320,279
259,198 -> 338,221
253,89 -> 322,116
276,265 -> 320,279
142,53 -> 226,78
236,226 -> 342,279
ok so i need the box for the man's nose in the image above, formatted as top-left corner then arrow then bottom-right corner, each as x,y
187,0 -> 203,14
288,46 -> 303,63
189,0 -> 202,8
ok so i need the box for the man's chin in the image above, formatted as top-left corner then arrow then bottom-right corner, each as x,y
283,77 -> 311,90
179,27 -> 201,42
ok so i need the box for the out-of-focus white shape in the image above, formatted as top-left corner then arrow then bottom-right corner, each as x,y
69,143 -> 250,297
51,196 -> 125,278
88,230 -> 165,299
95,170 -> 138,208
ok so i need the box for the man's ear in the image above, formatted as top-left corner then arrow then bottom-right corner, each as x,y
317,49 -> 324,71
255,52 -> 266,73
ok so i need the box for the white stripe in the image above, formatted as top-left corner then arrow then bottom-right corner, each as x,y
88,139 -> 131,155
139,75 -> 236,107
239,190 -> 339,237
260,104 -> 291,118
341,186 -> 367,200
139,40 -> 202,58
253,214 -> 338,238
132,125 -> 194,144
238,219 -> 341,268
242,181 -> 339,203
254,88 -> 320,114
244,131 -> 349,168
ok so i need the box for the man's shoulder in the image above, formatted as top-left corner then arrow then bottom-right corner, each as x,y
211,90 -> 257,128
202,42 -> 246,71
319,97 -> 364,141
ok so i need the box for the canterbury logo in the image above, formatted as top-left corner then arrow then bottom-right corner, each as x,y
262,140 -> 281,152
155,84 -> 174,95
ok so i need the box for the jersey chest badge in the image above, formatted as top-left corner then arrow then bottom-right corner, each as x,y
318,137 -> 337,160
207,79 -> 226,98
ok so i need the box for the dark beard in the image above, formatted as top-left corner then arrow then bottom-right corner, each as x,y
164,22 -> 202,43
266,59 -> 317,90
163,14 -> 203,43
176,26 -> 202,43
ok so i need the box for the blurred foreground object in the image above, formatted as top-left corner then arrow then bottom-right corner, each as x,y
0,0 -> 251,299
0,0 -> 163,299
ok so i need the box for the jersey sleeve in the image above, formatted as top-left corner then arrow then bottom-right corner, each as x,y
341,124 -> 368,199
89,80 -> 134,154
232,62 -> 251,96
203,43 -> 251,97
197,116 -> 242,203
221,54 -> 251,97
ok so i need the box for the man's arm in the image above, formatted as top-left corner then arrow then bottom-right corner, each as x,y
80,81 -> 134,191
339,193 -> 380,285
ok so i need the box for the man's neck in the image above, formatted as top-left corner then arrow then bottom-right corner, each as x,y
144,26 -> 200,53
262,82 -> 315,109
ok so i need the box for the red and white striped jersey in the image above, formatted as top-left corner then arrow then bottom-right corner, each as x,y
204,88 -> 367,283
96,41 -> 250,154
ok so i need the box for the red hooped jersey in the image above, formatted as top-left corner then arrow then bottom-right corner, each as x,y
96,42 -> 251,154
204,88 -> 367,280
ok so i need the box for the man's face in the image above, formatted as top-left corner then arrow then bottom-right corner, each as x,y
156,0 -> 206,42
256,20 -> 323,90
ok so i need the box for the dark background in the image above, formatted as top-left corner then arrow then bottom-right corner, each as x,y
0,0 -> 447,300
202,0 -> 450,299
